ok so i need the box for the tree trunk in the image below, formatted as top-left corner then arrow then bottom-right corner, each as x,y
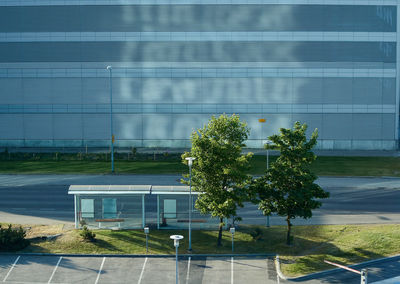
217,217 -> 224,247
286,217 -> 292,246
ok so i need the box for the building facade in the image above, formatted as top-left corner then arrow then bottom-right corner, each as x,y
0,0 -> 398,150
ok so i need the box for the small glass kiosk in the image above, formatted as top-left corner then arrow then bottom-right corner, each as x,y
68,185 -> 220,230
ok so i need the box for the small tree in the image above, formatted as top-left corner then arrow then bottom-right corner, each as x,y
182,114 -> 253,246
252,121 -> 329,245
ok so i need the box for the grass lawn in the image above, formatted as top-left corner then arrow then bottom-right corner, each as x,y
1,156 -> 400,176
19,224 -> 400,277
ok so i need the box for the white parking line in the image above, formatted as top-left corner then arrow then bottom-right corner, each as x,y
137,257 -> 148,284
94,257 -> 106,284
186,257 -> 191,284
48,256 -> 62,284
3,255 -> 20,282
231,257 -> 234,284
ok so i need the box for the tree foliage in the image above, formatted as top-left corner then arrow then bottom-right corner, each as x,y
182,114 -> 253,246
252,121 -> 329,245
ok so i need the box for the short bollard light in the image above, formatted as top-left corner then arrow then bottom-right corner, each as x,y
170,235 -> 184,284
230,227 -> 235,253
144,227 -> 149,253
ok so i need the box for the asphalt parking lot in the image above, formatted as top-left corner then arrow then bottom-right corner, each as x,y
0,255 -> 277,284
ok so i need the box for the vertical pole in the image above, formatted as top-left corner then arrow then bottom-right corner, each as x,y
74,195 -> 78,229
396,5 -> 400,149
361,269 -> 368,284
157,194 -> 160,229
146,234 -> 148,253
142,194 -> 145,228
231,233 -> 234,253
176,245 -> 179,284
107,66 -> 115,173
189,165 -> 192,251
266,147 -> 270,227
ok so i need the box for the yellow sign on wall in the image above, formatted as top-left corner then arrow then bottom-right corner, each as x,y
258,118 -> 266,123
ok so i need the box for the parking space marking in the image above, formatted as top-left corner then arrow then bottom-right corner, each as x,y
48,256 -> 62,284
233,257 -> 272,284
231,257 -> 234,284
94,257 -> 106,284
185,256 -> 191,284
137,257 -> 147,284
2,255 -> 19,282
202,257 -> 231,284
50,257 -> 103,283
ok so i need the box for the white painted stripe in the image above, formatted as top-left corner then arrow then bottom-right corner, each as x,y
0,68 -> 395,79
0,0 -> 396,6
231,257 -> 234,284
94,257 -> 106,284
48,256 -> 62,284
0,32 -> 395,43
185,257 -> 191,284
3,256 -> 20,282
137,257 -> 148,284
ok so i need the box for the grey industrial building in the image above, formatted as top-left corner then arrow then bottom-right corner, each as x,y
0,0 -> 398,150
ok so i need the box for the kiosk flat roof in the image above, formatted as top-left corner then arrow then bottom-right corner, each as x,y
68,185 -> 200,195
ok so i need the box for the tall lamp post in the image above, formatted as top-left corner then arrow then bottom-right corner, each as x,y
170,235 -> 184,284
106,66 -> 114,173
185,157 -> 195,252
265,139 -> 272,227
259,118 -> 272,227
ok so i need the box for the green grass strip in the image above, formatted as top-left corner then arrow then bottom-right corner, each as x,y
1,156 -> 400,176
21,224 -> 400,277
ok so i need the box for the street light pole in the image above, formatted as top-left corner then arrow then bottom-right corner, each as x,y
185,157 -> 195,252
170,235 -> 184,284
265,140 -> 272,227
106,66 -> 114,173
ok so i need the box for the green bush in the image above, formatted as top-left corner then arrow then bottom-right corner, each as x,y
0,224 -> 30,251
80,226 -> 96,242
249,227 -> 263,241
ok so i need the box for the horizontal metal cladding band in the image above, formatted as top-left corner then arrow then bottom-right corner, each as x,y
0,4 -> 395,34
0,42 -> 395,63
0,104 -> 396,114
0,68 -> 396,78
0,0 -> 397,6
0,32 -> 396,42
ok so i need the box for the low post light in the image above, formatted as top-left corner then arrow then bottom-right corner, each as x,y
230,227 -> 235,253
144,226 -> 149,253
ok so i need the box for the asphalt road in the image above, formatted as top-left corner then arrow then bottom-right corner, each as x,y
0,175 -> 399,225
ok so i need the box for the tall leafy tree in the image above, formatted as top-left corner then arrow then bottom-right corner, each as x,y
182,114 -> 253,246
252,121 -> 329,245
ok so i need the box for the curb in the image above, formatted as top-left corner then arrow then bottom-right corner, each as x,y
275,254 -> 400,282
0,252 -> 275,258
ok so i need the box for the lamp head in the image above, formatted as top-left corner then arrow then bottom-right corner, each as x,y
144,227 -> 149,234
170,235 -> 184,248
106,66 -> 112,70
185,157 -> 196,167
230,227 -> 235,235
